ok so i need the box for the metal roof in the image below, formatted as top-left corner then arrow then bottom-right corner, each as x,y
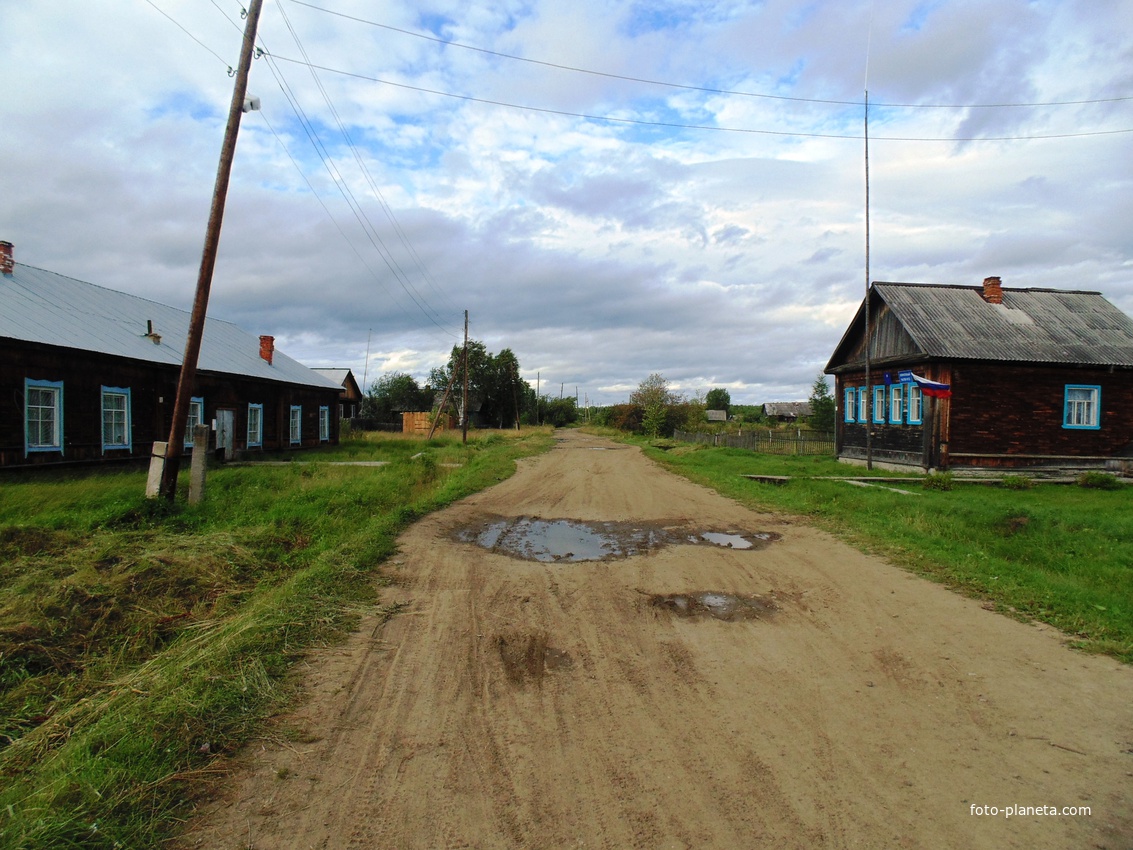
311,368 -> 353,386
876,283 -> 1133,366
827,282 -> 1133,371
763,402 -> 811,417
0,263 -> 341,390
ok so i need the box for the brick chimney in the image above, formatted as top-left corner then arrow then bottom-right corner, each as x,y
981,275 -> 1003,304
259,335 -> 275,365
0,241 -> 13,276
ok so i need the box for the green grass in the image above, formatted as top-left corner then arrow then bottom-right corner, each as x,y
624,439 -> 1133,662
0,428 -> 553,849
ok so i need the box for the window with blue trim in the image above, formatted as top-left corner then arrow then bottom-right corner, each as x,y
843,387 -> 856,422
1063,385 -> 1100,430
101,386 -> 132,451
247,403 -> 263,448
184,397 -> 204,446
857,386 -> 868,422
290,405 -> 302,444
888,384 -> 903,424
319,406 -> 330,442
907,385 -> 923,425
25,378 -> 63,454
872,386 -> 886,423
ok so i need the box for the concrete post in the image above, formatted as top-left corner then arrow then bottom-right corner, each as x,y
189,424 -> 210,505
145,441 -> 168,499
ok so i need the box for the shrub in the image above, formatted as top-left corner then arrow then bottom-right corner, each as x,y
923,471 -> 954,491
1000,475 -> 1034,491
1076,471 -> 1122,490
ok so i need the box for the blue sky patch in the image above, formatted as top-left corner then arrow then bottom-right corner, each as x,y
147,92 -> 218,123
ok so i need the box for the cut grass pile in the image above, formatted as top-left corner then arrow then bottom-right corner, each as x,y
631,439 -> 1133,663
0,428 -> 552,849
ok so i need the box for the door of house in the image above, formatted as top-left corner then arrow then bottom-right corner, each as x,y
215,409 -> 235,461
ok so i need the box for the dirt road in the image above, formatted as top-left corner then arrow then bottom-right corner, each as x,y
180,430 -> 1133,849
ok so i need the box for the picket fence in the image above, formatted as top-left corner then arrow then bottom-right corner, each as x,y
673,429 -> 835,456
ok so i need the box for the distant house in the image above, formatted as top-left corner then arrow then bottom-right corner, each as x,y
763,402 -> 811,423
0,241 -> 342,468
824,276 -> 1133,472
706,409 -> 728,422
312,368 -> 364,420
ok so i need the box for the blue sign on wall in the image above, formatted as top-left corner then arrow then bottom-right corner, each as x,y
898,369 -> 914,382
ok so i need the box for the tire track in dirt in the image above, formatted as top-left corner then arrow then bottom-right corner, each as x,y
178,430 -> 1133,850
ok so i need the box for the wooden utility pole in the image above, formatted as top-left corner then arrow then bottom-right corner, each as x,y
461,310 -> 469,444
158,0 -> 263,501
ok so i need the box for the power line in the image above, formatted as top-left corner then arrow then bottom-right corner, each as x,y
147,0 -> 461,343
264,53 -> 1133,142
272,0 -> 461,335
287,0 -> 1133,110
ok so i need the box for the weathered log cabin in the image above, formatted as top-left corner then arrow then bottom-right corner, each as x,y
825,276 -> 1133,472
312,368 -> 364,420
0,241 -> 342,469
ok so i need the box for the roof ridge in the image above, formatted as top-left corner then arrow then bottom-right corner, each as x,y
873,280 -> 1103,296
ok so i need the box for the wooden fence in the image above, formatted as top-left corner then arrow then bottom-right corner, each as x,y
673,429 -> 835,456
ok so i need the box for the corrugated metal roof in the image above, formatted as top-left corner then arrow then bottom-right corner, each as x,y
312,368 -> 352,386
1,263 -> 340,390
875,282 -> 1133,366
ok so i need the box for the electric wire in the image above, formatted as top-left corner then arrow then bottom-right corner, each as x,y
259,51 -> 461,345
145,0 -> 232,70
264,53 -> 1133,142
287,0 -> 1133,110
273,0 -> 463,327
167,0 -> 462,344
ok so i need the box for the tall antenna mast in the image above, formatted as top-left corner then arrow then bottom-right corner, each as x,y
361,328 -> 372,395
864,89 -> 873,471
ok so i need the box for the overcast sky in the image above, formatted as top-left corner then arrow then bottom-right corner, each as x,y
2,0 -> 1131,405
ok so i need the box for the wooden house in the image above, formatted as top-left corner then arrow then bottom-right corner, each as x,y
0,241 -> 342,469
762,402 -> 811,423
312,368 -> 364,420
824,276 -> 1133,472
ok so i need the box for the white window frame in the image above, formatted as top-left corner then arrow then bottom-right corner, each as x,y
25,378 -> 63,455
843,387 -> 856,423
247,403 -> 263,448
319,405 -> 330,442
888,384 -> 903,424
1063,385 -> 1101,430
184,397 -> 205,447
907,385 -> 923,425
290,405 -> 302,445
101,386 -> 132,451
872,386 -> 886,424
857,386 -> 868,423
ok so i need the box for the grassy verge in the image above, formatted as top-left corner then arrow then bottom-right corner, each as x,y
620,436 -> 1133,663
0,428 -> 553,849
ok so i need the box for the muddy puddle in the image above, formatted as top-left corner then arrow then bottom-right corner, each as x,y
650,591 -> 778,622
455,517 -> 780,563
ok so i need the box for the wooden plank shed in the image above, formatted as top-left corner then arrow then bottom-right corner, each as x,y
0,242 -> 342,469
824,276 -> 1133,472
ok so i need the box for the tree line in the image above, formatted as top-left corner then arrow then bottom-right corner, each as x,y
361,341 -> 580,429
589,373 -> 836,437
362,348 -> 836,437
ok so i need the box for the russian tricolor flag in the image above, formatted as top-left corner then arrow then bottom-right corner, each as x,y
911,374 -> 951,398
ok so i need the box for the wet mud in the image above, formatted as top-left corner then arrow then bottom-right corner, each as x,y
495,630 -> 572,685
649,591 -> 778,622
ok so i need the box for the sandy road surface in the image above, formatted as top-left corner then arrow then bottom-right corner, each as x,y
179,430 -> 1133,849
